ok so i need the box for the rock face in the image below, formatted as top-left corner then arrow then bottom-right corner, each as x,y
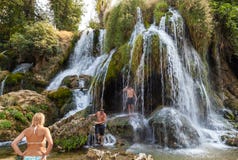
49,109 -> 93,152
149,108 -> 200,148
106,114 -> 149,143
0,90 -> 57,141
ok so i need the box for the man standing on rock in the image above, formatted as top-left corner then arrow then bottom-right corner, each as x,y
123,85 -> 137,115
90,108 -> 107,145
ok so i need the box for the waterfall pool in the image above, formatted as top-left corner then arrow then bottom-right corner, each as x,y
1,143 -> 237,160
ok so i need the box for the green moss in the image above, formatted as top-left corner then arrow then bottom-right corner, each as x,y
0,120 -> 12,129
5,73 -> 24,86
55,135 -> 87,151
154,1 -> 169,25
106,44 -> 130,81
131,35 -> 143,76
47,87 -> 72,107
0,112 -> 6,119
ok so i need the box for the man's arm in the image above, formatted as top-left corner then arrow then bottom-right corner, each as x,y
123,86 -> 128,92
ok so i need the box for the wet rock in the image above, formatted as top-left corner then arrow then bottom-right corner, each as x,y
149,107 -> 200,148
106,114 -> 148,143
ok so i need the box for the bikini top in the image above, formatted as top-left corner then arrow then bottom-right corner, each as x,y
27,126 -> 46,145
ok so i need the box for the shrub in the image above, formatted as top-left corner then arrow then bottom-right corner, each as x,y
104,0 -> 144,52
10,21 -> 59,62
55,135 -> 87,151
0,112 -> 6,119
0,120 -> 12,129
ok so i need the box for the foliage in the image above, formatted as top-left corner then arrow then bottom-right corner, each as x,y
210,1 -> 238,55
104,0 -> 144,52
8,109 -> 27,124
172,0 -> 214,56
154,1 -> 169,25
26,104 -> 49,114
10,21 -> 59,62
106,44 -> 130,81
0,112 -> 6,119
0,120 -> 12,129
55,135 -> 87,151
51,0 -> 82,31
5,73 -> 24,86
0,0 -> 35,46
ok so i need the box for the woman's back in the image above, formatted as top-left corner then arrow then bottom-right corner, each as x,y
11,113 -> 53,159
24,126 -> 47,156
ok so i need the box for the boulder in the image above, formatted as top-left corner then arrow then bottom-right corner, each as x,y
149,107 -> 200,148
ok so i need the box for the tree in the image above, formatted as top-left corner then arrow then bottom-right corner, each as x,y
51,0 -> 83,31
10,21 -> 59,63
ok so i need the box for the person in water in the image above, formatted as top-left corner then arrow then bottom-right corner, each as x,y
123,85 -> 137,114
11,113 -> 53,160
90,108 -> 107,145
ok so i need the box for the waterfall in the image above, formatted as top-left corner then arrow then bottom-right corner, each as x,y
89,49 -> 116,111
0,76 -> 7,96
78,0 -> 99,31
47,29 -> 107,117
0,63 -> 33,96
35,0 -> 54,24
47,29 -> 95,90
122,8 -> 235,148
123,7 -> 146,113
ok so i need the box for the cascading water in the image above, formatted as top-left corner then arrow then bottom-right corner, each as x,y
0,63 -> 33,95
35,0 -> 54,24
123,7 -> 146,112
127,8 -> 236,149
46,29 -> 107,117
89,49 -> 116,112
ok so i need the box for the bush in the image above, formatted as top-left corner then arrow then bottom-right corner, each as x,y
51,0 -> 82,31
10,21 -> 59,62
55,135 -> 87,151
211,1 -> 238,55
0,120 -> 12,129
154,1 -> 169,25
104,0 -> 144,52
8,109 -> 27,124
0,112 -> 6,119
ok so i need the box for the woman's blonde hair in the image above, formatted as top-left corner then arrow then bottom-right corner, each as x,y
31,113 -> 45,126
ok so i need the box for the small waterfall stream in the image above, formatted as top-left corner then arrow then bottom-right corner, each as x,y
0,63 -> 33,96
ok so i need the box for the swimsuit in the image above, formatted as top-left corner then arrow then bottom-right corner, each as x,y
95,124 -> 105,135
126,97 -> 135,105
23,156 -> 42,160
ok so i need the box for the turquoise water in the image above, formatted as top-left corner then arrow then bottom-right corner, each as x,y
1,143 -> 238,160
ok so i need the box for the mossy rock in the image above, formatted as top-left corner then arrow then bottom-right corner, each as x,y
106,44 -> 130,81
106,116 -> 134,141
50,109 -> 93,151
47,87 -> 73,108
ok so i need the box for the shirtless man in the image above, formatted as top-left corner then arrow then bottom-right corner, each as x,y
90,108 -> 107,145
123,85 -> 137,114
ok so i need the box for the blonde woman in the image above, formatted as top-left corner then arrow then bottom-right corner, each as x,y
11,113 -> 53,160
